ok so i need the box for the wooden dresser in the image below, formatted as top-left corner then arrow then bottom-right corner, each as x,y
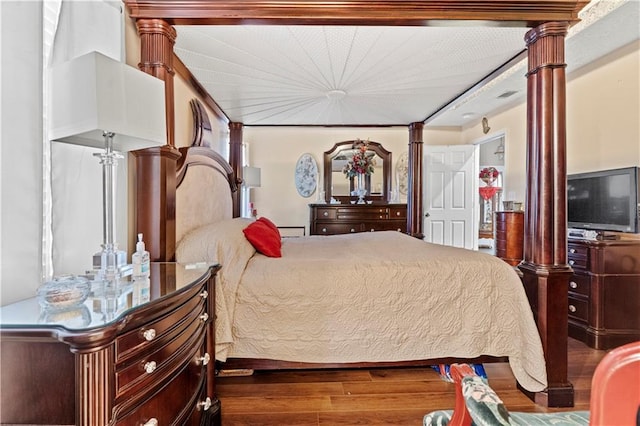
567,238 -> 640,349
309,203 -> 407,235
494,211 -> 524,266
0,263 -> 221,426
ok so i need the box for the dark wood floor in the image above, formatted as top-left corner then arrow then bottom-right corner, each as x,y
216,338 -> 608,425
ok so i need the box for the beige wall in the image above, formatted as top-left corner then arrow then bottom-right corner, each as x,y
460,40 -> 640,204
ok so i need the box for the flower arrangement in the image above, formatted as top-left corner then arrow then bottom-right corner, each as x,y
342,140 -> 376,179
479,167 -> 499,180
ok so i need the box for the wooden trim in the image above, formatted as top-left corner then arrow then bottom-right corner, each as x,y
229,123 -> 244,218
174,55 -> 229,126
408,122 -> 424,238
136,18 -> 177,147
124,1 -> 587,26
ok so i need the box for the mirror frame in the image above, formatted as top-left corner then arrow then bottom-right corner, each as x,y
323,140 -> 392,204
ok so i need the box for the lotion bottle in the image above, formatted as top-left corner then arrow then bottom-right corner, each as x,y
132,233 -> 150,279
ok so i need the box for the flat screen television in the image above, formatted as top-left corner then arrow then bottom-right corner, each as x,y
567,166 -> 639,234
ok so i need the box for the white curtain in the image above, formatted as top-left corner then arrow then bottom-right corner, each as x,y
0,1 -> 45,305
0,0 -> 126,306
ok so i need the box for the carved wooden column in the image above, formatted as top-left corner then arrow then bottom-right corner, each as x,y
229,122 -> 244,218
519,21 -> 574,408
136,19 -> 176,148
133,18 -> 181,261
407,122 -> 424,238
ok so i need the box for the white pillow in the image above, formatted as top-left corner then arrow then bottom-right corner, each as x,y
176,217 -> 256,265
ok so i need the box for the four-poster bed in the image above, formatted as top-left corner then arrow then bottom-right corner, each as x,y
126,0 -> 588,409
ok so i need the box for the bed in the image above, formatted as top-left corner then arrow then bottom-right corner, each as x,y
127,0 -> 584,407
166,146 -> 547,392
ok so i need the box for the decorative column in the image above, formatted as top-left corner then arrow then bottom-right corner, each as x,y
407,122 -> 424,238
132,18 -> 181,261
229,122 -> 244,218
519,21 -> 574,408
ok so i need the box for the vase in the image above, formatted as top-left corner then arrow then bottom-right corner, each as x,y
356,174 -> 367,204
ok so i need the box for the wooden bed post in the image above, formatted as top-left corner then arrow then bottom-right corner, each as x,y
407,122 -> 424,238
519,21 -> 574,408
229,122 -> 243,218
132,18 -> 181,261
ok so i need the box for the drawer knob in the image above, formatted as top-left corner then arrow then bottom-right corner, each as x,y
568,305 -> 577,313
144,360 -> 157,374
323,211 -> 329,217
396,211 -> 400,216
371,229 -> 375,232
569,260 -> 575,265
569,248 -> 576,253
198,397 -> 213,411
142,328 -> 156,341
196,352 -> 211,366
143,419 -> 158,426
570,281 -> 578,289
379,215 -> 383,219
200,290 -> 208,299
350,228 -> 355,233
322,228 -> 327,233
200,312 -> 209,322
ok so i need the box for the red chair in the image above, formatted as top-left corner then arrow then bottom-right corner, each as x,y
424,341 -> 640,426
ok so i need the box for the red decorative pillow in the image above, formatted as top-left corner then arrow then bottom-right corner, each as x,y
243,220 -> 282,257
258,217 -> 281,239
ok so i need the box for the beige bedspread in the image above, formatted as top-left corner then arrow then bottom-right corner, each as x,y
177,225 -> 547,392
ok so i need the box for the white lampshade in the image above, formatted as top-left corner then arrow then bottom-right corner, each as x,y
243,166 -> 261,188
49,51 -> 166,150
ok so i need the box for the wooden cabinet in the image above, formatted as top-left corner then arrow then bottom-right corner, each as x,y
310,203 -> 407,235
567,238 -> 640,349
0,263 -> 221,426
494,211 -> 524,266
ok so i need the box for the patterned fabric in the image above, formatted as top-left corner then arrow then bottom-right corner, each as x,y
423,410 -> 452,426
462,375 -> 590,425
423,374 -> 590,426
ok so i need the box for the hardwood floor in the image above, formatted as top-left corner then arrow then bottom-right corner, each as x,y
216,338 -> 609,425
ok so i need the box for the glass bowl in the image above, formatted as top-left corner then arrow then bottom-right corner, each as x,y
37,275 -> 90,310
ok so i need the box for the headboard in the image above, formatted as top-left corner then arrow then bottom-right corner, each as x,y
175,146 -> 238,246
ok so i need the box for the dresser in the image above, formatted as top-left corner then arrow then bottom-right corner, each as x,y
309,203 -> 407,235
567,238 -> 640,349
0,263 -> 221,426
494,211 -> 524,266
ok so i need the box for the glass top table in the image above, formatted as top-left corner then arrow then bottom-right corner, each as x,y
0,262 -> 216,332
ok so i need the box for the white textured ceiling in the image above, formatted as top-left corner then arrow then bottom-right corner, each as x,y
174,0 -> 639,128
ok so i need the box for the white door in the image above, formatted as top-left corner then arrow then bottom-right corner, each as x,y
424,145 -> 477,249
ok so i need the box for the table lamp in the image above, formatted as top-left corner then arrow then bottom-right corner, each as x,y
50,51 -> 166,281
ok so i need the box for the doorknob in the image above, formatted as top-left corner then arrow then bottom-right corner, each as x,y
425,213 -> 430,217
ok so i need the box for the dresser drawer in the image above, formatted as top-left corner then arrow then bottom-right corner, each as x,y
337,206 -> 388,220
115,345 -> 207,426
315,222 -> 363,235
568,273 -> 590,298
568,296 -> 589,322
568,255 -> 588,270
389,207 -> 406,219
115,310 -> 207,398
568,243 -> 589,270
115,286 -> 207,363
315,208 -> 337,220
363,221 -> 405,232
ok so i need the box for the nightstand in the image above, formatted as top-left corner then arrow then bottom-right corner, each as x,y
0,262 -> 221,426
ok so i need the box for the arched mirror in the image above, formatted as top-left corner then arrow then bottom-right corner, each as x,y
323,140 -> 392,203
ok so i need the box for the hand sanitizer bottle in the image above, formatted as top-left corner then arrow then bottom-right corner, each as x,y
132,233 -> 150,279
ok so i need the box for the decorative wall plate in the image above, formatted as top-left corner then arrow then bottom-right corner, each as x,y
294,153 -> 318,198
396,151 -> 409,195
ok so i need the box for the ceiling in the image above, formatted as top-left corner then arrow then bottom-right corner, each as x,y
173,0 -> 639,128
